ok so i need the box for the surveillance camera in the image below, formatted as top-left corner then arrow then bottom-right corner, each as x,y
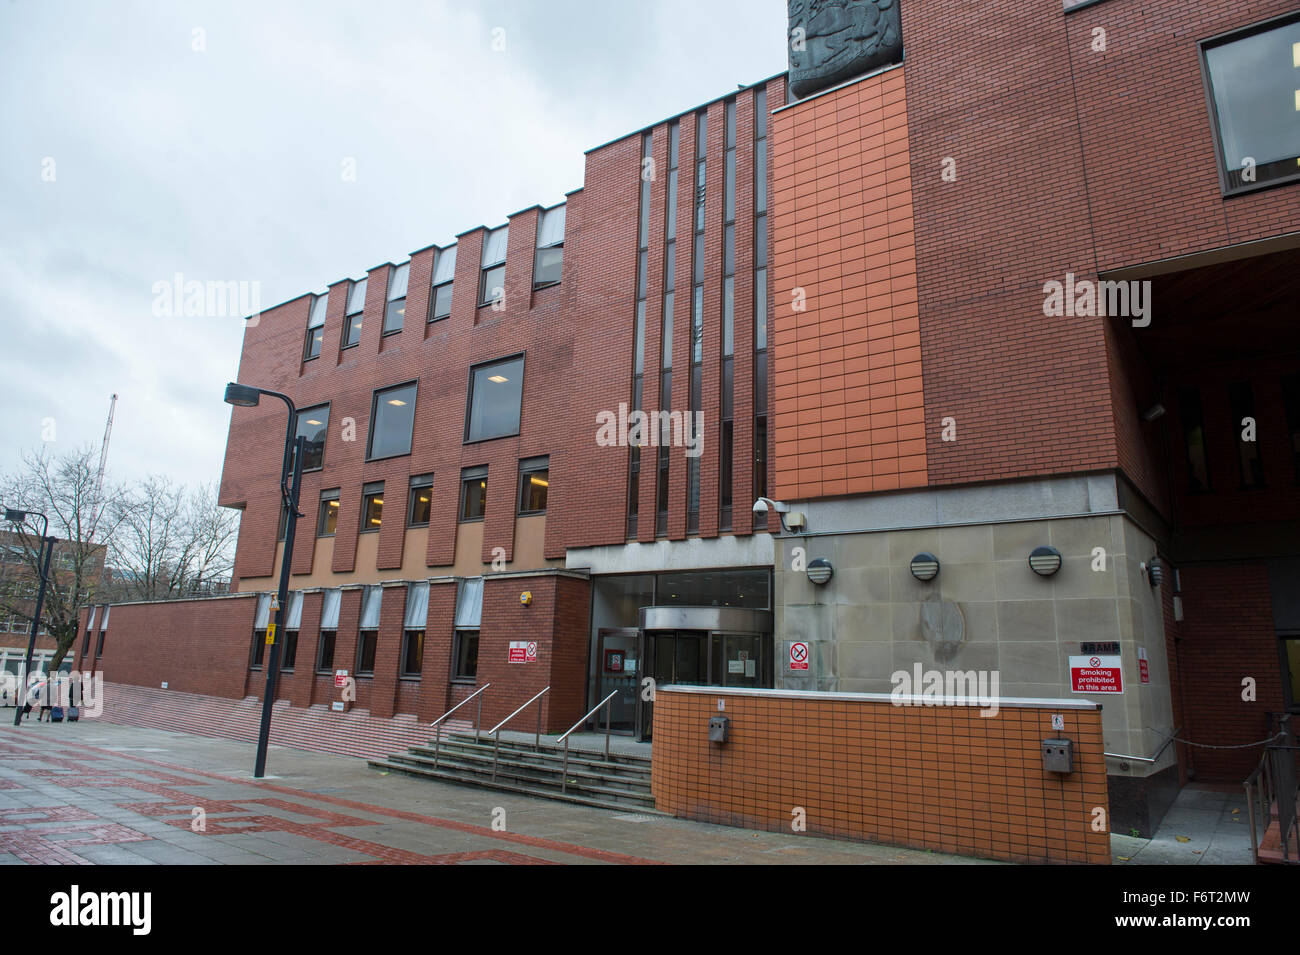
752,499 -> 769,514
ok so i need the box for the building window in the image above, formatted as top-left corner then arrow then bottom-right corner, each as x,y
429,245 -> 456,321
518,456 -> 549,514
1229,381 -> 1265,488
316,631 -> 336,672
533,204 -> 565,288
318,489 -> 340,536
304,294 -> 327,361
293,404 -> 329,472
356,631 -> 377,675
1284,372 -> 1300,483
383,262 -> 409,335
95,629 -> 107,659
465,355 -> 524,443
401,630 -> 424,676
277,501 -> 289,541
360,481 -> 384,532
367,381 -> 417,459
460,466 -> 487,522
1180,388 -> 1211,493
480,225 -> 508,306
356,585 -> 381,676
407,474 -> 433,527
250,594 -> 270,668
1202,13 -> 1300,194
343,278 -> 366,348
453,630 -> 479,679
282,630 -> 298,670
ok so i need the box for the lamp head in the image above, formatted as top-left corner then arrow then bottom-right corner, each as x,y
224,382 -> 261,407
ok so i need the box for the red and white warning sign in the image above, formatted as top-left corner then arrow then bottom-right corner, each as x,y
1069,655 -> 1123,694
508,641 -> 539,664
1138,646 -> 1150,684
788,641 -> 809,671
334,669 -> 349,688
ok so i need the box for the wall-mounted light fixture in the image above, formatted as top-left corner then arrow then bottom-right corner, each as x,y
1141,403 -> 1166,422
807,558 -> 833,586
1144,557 -> 1164,588
1028,545 -> 1063,577
910,553 -> 940,582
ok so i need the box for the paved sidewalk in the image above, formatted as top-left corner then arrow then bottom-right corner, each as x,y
0,720 -> 990,865
1110,784 -> 1255,865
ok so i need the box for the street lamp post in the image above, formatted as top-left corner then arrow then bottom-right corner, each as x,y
3,508 -> 55,727
224,382 -> 305,778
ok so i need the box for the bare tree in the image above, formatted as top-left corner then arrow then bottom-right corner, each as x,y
0,445 -> 121,671
109,479 -> 237,602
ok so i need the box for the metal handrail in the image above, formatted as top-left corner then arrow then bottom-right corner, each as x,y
489,686 -> 550,781
430,683 -> 490,769
558,690 -> 619,794
1104,728 -> 1180,764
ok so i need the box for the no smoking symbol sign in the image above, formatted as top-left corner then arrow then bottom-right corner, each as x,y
1089,656 -> 1101,667
789,642 -> 809,671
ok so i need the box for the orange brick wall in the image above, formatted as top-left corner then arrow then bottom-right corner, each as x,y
651,686 -> 1109,864
769,65 -> 925,499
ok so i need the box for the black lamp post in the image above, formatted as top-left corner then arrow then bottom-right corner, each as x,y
224,382 -> 304,778
3,508 -> 55,727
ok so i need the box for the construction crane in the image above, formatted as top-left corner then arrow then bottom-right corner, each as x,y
90,394 -> 117,540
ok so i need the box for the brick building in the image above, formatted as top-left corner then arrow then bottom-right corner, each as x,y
81,1 -> 1298,838
1,530 -> 104,679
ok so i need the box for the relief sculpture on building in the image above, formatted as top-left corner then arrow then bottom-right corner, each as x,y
787,0 -> 903,99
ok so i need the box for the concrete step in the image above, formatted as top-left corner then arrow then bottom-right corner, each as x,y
389,750 -> 651,796
436,732 -> 651,768
368,757 -> 662,813
408,741 -> 651,779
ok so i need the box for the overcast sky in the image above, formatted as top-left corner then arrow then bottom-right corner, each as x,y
0,0 -> 787,492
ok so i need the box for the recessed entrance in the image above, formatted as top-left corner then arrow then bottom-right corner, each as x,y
634,606 -> 773,741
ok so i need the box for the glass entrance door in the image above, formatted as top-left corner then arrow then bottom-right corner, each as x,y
636,629 -> 708,741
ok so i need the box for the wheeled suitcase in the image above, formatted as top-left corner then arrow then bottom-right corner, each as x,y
50,706 -> 64,722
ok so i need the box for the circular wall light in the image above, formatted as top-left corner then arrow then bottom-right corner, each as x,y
1028,545 -> 1063,577
910,553 -> 940,582
807,558 -> 833,586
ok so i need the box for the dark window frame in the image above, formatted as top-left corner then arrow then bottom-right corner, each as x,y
249,631 -> 265,668
366,381 -> 418,461
452,629 -> 479,681
316,631 -> 336,673
400,628 -> 424,677
479,264 -> 506,307
356,630 -> 378,676
463,354 -> 525,445
282,630 -> 298,671
342,279 -> 366,349
318,488 -> 340,537
429,281 -> 454,322
518,456 -> 550,515
460,467 -> 487,523
360,481 -> 384,534
293,402 -> 330,473
304,295 -> 326,361
1199,11 -> 1300,198
408,474 -> 434,528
